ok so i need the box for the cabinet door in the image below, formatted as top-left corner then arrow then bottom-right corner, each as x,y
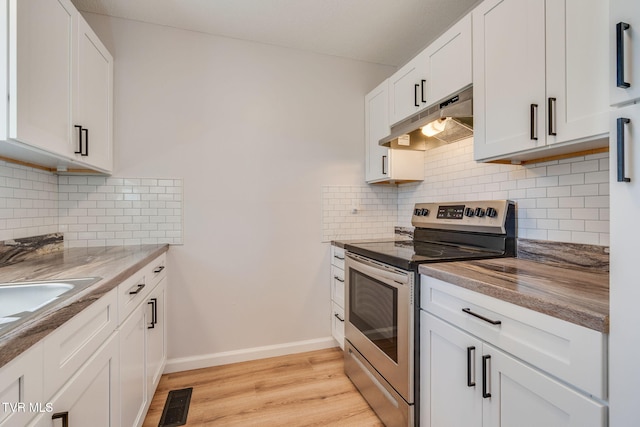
74,15 -> 113,172
120,304 -> 147,427
420,312 -> 482,427
364,80 -> 390,183
9,0 -> 76,155
546,0 -> 609,146
389,53 -> 428,125
424,14 -> 472,106
473,0 -> 546,160
609,103 -> 640,426
146,278 -> 167,401
0,343 -> 43,427
483,344 -> 607,427
29,333 -> 119,427
610,0 -> 640,106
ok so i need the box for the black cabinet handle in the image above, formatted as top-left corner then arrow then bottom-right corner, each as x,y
482,355 -> 492,398
52,411 -> 69,427
333,255 -> 344,261
617,22 -> 631,89
467,346 -> 476,387
530,104 -> 538,140
153,265 -> 165,274
414,84 -> 420,107
128,283 -> 145,295
74,125 -> 83,154
421,79 -> 427,103
548,97 -> 557,136
617,117 -> 632,182
82,128 -> 89,156
382,155 -> 387,175
462,308 -> 502,325
334,312 -> 345,322
148,298 -> 158,329
333,275 -> 344,283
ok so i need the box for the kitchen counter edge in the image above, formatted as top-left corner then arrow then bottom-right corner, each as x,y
419,257 -> 609,333
0,244 -> 169,369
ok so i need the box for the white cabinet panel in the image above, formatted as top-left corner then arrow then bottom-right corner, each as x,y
0,343 -> 43,427
474,0 -> 609,162
389,53 -> 428,126
365,80 -> 391,183
146,278 -> 167,401
119,304 -> 147,427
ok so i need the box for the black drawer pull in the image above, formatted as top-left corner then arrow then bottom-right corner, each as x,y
129,283 -> 145,295
334,313 -> 345,322
334,255 -> 344,261
462,308 -> 502,325
153,265 -> 165,273
52,411 -> 69,427
333,276 -> 344,283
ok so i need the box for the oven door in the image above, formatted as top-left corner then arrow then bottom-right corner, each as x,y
345,252 -> 414,403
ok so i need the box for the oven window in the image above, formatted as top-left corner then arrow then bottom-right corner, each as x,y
349,269 -> 398,362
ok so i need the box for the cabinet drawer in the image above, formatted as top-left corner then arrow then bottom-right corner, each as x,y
145,253 -> 167,290
330,265 -> 345,308
0,342 -> 43,427
331,302 -> 345,350
43,288 -> 117,400
118,267 -> 150,324
331,245 -> 345,269
421,275 -> 607,399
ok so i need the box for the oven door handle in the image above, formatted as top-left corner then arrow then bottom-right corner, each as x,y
346,253 -> 410,285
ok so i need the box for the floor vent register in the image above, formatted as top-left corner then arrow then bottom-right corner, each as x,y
158,387 -> 193,427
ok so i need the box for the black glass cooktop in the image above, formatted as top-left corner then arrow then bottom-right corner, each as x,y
344,240 -> 505,271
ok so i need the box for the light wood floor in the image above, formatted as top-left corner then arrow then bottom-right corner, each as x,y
142,347 -> 384,426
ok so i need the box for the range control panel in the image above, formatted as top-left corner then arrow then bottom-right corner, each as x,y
411,200 -> 514,234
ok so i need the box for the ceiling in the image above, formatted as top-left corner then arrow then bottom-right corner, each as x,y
70,0 -> 479,67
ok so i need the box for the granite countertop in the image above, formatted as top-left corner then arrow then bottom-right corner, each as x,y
0,244 -> 169,369
419,257 -> 609,333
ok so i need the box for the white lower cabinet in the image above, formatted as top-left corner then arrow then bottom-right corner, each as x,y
420,276 -> 608,427
421,312 -> 607,427
29,333 -> 119,427
330,244 -> 345,349
0,342 -> 44,427
146,277 -> 167,401
120,303 -> 147,427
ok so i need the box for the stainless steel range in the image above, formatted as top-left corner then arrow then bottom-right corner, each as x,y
343,200 -> 516,427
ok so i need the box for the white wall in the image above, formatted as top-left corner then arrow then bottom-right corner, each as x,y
83,13 -> 395,366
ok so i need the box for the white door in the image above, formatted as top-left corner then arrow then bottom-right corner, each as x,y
424,14 -> 472,106
120,306 -> 147,427
75,15 -> 113,172
421,312 -> 482,427
483,344 -> 607,427
609,102 -> 640,426
365,80 -> 390,183
28,334 -> 119,427
545,0 -> 609,146
389,52 -> 428,125
9,0 -> 76,156
473,0 -> 546,161
146,279 -> 167,401
610,0 -> 640,106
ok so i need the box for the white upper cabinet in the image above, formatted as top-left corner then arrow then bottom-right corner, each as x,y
424,14 -> 472,107
389,13 -> 472,126
1,0 -> 113,173
364,80 -> 424,184
365,80 -> 391,182
610,0 -> 640,106
389,51 -> 429,126
6,0 -> 76,156
474,0 -> 609,162
75,16 -> 113,172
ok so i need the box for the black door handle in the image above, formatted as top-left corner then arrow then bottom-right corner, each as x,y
414,84 -> 420,107
548,97 -> 557,136
74,125 -> 83,154
467,346 -> 476,387
617,117 -> 632,182
421,79 -> 426,103
82,128 -> 89,156
482,355 -> 492,398
617,22 -> 631,89
530,104 -> 538,140
52,411 -> 69,427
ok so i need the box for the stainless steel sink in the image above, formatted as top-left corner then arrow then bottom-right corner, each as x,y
0,277 -> 101,335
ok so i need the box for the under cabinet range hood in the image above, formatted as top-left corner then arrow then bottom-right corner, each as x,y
380,86 -> 473,149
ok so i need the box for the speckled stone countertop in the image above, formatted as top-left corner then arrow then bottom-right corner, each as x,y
419,257 -> 609,333
0,244 -> 169,369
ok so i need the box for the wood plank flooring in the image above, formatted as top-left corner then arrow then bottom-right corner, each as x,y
143,347 -> 384,426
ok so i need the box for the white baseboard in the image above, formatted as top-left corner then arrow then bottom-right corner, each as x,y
164,336 -> 338,374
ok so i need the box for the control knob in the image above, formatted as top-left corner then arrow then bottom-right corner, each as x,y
486,207 -> 497,218
464,207 -> 474,217
420,208 -> 430,216
414,208 -> 421,216
474,207 -> 485,217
